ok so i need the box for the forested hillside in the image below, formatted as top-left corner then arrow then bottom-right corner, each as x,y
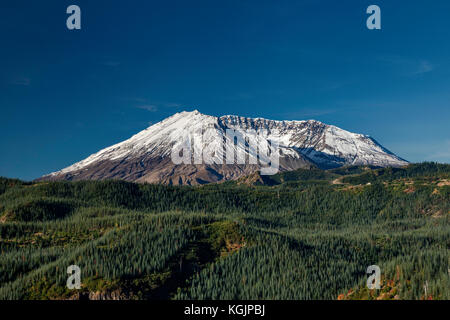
0,163 -> 448,300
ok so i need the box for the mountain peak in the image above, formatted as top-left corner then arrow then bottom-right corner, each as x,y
177,109 -> 203,117
180,109 -> 200,114
40,111 -> 408,185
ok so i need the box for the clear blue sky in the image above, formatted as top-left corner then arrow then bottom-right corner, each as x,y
1,0 -> 449,180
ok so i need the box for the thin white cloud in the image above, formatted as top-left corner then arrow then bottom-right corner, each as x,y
163,102 -> 182,108
127,97 -> 146,103
11,77 -> 31,86
412,60 -> 434,75
137,105 -> 158,112
133,100 -> 183,112
425,140 -> 450,163
392,140 -> 450,164
378,56 -> 435,76
282,109 -> 337,119
101,61 -> 121,67
224,93 -> 254,101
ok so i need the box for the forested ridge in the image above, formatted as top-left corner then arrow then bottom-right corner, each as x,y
0,162 -> 448,300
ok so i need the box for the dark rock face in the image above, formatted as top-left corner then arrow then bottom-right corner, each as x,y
39,157 -> 313,185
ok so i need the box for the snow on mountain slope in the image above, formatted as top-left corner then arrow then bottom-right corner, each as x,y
218,114 -> 407,168
40,110 -> 408,185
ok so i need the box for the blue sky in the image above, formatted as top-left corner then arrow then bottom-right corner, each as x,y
1,0 -> 449,180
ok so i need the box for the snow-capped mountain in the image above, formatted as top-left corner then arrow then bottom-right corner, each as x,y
40,110 -> 408,185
